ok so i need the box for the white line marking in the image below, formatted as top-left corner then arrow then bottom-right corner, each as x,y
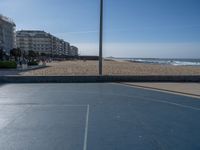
83,104 -> 90,150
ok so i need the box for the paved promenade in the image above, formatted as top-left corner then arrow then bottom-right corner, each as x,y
0,83 -> 200,150
124,83 -> 200,98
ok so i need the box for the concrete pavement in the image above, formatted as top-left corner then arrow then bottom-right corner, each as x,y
123,82 -> 200,98
0,83 -> 200,150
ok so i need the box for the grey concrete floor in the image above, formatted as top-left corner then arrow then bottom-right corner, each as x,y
124,82 -> 200,98
0,83 -> 200,150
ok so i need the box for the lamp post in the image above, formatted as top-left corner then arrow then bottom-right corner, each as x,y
99,0 -> 103,75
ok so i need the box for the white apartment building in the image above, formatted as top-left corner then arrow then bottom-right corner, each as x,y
16,30 -> 52,54
70,46 -> 79,56
0,15 -> 16,53
17,30 -> 73,56
64,42 -> 70,56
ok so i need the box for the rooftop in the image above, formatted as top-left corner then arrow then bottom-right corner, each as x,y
0,14 -> 16,26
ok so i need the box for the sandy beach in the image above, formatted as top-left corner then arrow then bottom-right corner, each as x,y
19,60 -> 200,76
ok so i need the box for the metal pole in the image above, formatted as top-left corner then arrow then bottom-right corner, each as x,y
99,0 -> 103,75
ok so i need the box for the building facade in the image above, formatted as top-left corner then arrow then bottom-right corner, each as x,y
16,30 -> 52,55
16,30 -> 76,56
64,42 -> 70,56
69,46 -> 79,56
0,15 -> 16,53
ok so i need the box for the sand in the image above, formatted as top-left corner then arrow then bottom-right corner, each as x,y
19,60 -> 200,76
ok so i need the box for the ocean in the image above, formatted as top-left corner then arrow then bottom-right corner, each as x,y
115,58 -> 200,66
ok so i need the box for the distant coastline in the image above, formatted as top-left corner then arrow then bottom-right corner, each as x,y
108,57 -> 200,67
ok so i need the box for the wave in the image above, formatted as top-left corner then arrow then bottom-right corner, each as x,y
118,58 -> 200,66
171,61 -> 200,66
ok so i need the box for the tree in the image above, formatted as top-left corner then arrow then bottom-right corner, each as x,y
28,50 -> 38,62
28,50 -> 36,58
0,49 -> 5,61
40,53 -> 46,57
10,48 -> 22,62
22,50 -> 28,59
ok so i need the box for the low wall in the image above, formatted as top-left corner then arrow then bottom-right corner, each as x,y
0,75 -> 200,83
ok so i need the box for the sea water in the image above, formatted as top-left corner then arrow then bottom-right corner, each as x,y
117,58 -> 200,66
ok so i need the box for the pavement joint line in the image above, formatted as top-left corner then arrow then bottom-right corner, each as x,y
0,104 -> 88,107
124,92 -> 200,111
120,83 -> 200,99
83,104 -> 90,150
112,83 -> 200,111
142,97 -> 200,111
0,105 -> 32,132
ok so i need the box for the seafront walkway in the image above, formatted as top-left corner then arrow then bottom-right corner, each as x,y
0,83 -> 200,150
123,83 -> 200,98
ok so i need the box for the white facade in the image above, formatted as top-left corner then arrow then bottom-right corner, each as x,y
70,46 -> 79,56
64,42 -> 70,56
17,30 -> 52,54
16,30 -> 74,56
0,15 -> 16,53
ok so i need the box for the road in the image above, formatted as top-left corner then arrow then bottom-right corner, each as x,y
0,83 -> 200,150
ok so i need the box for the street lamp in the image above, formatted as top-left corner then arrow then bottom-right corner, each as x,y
99,0 -> 103,75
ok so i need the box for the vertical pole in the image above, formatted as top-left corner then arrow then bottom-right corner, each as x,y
99,0 -> 103,75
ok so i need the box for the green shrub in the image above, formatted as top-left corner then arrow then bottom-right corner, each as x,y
28,61 -> 39,66
0,61 -> 17,69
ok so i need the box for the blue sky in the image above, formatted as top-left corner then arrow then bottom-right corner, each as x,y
0,0 -> 200,58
